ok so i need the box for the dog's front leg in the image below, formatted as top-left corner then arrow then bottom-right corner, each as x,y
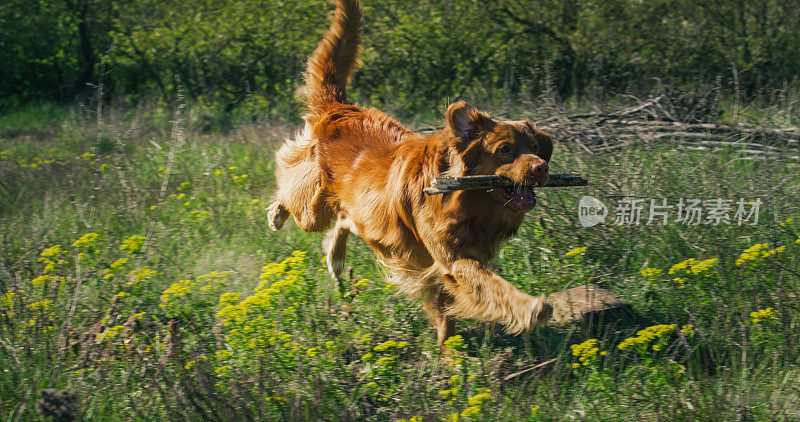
441,258 -> 551,334
422,287 -> 455,350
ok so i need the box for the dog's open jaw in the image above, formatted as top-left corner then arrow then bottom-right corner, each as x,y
501,186 -> 537,210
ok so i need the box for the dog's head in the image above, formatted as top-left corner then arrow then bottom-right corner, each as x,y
445,101 -> 553,212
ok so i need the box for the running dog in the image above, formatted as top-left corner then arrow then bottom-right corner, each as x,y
268,0 -> 554,348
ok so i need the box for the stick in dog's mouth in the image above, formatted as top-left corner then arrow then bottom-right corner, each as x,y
423,174 -> 588,195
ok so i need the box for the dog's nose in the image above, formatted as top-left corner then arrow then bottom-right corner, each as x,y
531,161 -> 548,176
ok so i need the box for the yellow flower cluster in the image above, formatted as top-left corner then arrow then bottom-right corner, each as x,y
266,396 -> 287,406
15,156 -> 56,169
750,307 -> 779,324
640,268 -> 662,278
160,272 -> 231,309
216,252 -> 307,353
160,279 -> 194,308
128,267 -> 158,283
618,324 -> 677,351
565,246 -> 587,257
40,245 -> 62,257
687,258 -> 718,275
110,257 -> 129,270
27,299 -> 52,312
736,243 -> 785,266
373,339 -> 409,352
95,325 -> 126,343
571,338 -> 602,367
120,235 -> 146,254
668,258 -> 697,274
72,233 -> 100,248
375,356 -> 395,366
38,245 -> 66,273
460,388 -> 492,418
443,335 -> 466,351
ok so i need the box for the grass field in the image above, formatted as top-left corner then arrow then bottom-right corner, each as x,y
1,102 -> 799,421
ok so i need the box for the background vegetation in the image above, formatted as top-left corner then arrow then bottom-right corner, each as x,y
3,0 -> 800,118
1,0 -> 800,421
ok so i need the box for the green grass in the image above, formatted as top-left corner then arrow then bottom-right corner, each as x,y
1,103 -> 799,421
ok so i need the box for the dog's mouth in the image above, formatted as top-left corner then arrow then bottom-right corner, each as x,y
501,186 -> 537,210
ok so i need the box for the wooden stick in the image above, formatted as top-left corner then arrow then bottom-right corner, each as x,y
423,174 -> 588,195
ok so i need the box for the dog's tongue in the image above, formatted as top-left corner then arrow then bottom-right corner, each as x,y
507,186 -> 537,210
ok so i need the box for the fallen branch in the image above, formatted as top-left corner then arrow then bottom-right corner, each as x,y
536,96 -> 799,149
423,174 -> 588,195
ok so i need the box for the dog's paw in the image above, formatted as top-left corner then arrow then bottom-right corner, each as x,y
267,202 -> 289,231
326,248 -> 345,281
529,295 -> 553,327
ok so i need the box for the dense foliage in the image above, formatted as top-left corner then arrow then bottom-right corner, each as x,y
3,0 -> 799,115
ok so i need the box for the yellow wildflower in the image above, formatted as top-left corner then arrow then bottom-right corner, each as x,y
373,340 -> 398,352
110,257 -> 129,270
31,275 -> 51,286
640,268 -> 662,278
565,246 -> 587,257
120,235 -> 146,254
443,335 -> 466,351
40,245 -> 62,258
750,307 -> 779,324
618,324 -> 677,352
27,299 -> 52,311
467,392 -> 490,406
72,233 -> 100,248
460,406 -> 482,417
375,356 -> 395,366
570,338 -> 601,364
444,412 -> 460,422
688,258 -> 718,275
266,396 -> 287,406
668,258 -> 698,274
160,279 -> 194,308
735,243 -> 768,266
353,278 -> 371,288
761,245 -> 786,259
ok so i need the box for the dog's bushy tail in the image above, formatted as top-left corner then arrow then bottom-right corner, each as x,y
303,0 -> 362,116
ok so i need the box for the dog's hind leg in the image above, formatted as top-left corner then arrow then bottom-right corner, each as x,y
269,123 -> 335,232
323,214 -> 356,291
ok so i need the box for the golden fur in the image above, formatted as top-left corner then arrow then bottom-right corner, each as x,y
269,0 -> 554,347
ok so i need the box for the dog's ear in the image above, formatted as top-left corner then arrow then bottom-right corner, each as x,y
525,121 -> 553,162
445,101 -> 494,148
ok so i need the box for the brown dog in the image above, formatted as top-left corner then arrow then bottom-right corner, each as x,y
268,0 -> 553,348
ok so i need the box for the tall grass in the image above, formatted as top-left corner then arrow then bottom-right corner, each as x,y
0,100 -> 798,420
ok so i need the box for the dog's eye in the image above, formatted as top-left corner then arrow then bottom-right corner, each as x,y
498,145 -> 511,154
